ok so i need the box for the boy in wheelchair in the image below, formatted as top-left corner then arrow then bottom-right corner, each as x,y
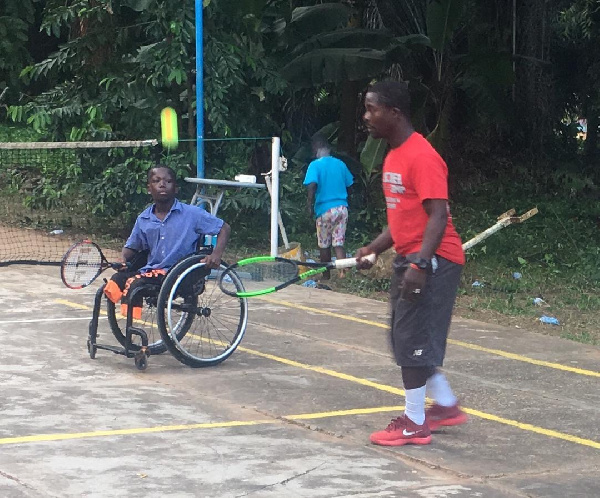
103,165 -> 231,318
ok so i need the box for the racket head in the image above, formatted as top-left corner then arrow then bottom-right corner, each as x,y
60,240 -> 105,289
218,257 -> 301,297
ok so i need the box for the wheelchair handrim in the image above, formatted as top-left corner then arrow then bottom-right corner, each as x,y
165,262 -> 248,361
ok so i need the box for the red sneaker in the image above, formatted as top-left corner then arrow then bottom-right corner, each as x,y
426,403 -> 468,431
370,415 -> 431,446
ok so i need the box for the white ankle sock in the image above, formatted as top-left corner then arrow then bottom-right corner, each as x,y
426,372 -> 457,407
404,385 -> 426,425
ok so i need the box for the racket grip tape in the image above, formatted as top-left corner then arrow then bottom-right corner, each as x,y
333,253 -> 376,269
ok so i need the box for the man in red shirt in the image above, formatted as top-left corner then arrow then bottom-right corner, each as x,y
356,80 -> 468,446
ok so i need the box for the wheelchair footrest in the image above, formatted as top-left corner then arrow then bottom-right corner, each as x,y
127,326 -> 148,347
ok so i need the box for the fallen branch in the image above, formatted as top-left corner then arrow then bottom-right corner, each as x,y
462,208 -> 539,251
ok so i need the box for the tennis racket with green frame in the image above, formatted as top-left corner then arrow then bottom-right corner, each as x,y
217,254 -> 376,298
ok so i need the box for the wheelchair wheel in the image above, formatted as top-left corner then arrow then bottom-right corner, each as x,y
106,291 -> 167,355
157,256 -> 248,367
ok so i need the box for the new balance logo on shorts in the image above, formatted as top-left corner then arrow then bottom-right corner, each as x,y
413,349 -> 423,356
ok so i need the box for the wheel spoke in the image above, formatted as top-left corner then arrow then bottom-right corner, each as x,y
158,260 -> 248,366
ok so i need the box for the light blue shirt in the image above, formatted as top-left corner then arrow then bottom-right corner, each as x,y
125,199 -> 223,273
303,156 -> 353,218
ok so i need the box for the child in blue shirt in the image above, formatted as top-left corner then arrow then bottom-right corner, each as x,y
303,135 -> 353,278
104,165 -> 231,316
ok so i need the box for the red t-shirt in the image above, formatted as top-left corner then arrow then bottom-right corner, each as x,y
382,133 -> 465,265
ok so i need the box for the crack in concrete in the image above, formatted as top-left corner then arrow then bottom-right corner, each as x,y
483,467 -> 583,480
234,462 -> 326,497
0,469 -> 41,494
251,406 -> 343,439
279,462 -> 326,485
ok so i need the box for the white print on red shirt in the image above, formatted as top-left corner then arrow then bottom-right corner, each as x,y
383,172 -> 405,209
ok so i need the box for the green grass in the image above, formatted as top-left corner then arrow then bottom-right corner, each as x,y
560,330 -> 598,344
245,169 -> 600,347
442,167 -> 598,344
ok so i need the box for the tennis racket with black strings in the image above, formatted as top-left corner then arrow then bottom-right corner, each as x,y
217,254 -> 376,298
60,240 -> 127,289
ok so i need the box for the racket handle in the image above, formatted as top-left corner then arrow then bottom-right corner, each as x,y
333,253 -> 376,269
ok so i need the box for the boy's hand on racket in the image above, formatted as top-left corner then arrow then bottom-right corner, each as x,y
116,261 -> 129,272
201,253 -> 221,270
355,247 -> 376,270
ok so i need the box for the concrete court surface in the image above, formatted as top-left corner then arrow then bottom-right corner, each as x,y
0,265 -> 598,498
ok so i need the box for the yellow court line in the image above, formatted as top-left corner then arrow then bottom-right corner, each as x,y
449,339 -> 600,376
52,299 -> 600,449
55,299 -> 152,327
462,409 -> 600,449
55,299 -> 90,311
0,407 -> 404,446
2,398 -> 599,450
284,406 -> 404,421
258,297 -> 600,378
236,344 -> 406,396
0,420 -> 270,446
234,344 -> 600,450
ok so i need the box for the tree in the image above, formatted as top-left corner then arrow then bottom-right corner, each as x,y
6,0 -> 288,147
279,2 -> 428,158
2,0 -> 292,220
0,0 -> 36,107
366,0 -> 518,158
558,0 -> 600,158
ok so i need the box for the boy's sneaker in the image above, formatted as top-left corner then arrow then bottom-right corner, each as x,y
370,415 -> 431,446
425,403 -> 468,431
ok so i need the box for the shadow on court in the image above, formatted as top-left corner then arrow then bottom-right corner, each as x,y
0,265 -> 598,498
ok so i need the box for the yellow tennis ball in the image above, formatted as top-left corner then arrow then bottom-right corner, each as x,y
161,107 -> 179,150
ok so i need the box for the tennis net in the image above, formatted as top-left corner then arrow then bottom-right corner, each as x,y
0,140 -> 158,266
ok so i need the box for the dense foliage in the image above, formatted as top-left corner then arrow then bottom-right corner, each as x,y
0,0 -> 598,234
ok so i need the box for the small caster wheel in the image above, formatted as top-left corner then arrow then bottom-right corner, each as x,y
134,354 -> 148,371
87,338 -> 97,359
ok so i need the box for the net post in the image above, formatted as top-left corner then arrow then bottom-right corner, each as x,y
195,0 -> 204,179
270,137 -> 281,257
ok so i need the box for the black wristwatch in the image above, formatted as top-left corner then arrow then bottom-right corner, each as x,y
413,258 -> 430,270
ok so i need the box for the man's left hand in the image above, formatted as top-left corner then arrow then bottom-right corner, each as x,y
400,267 -> 427,301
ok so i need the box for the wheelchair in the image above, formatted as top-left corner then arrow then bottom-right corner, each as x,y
87,246 -> 248,370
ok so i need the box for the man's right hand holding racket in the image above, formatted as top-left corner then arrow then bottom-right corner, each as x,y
355,228 -> 394,270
